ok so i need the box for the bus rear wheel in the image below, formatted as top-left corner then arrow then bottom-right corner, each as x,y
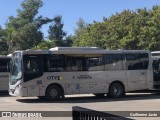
46,85 -> 62,101
108,83 -> 125,98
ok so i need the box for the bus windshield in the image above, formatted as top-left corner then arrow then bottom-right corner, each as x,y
10,57 -> 22,84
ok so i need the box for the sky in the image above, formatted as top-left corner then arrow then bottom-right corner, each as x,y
0,0 -> 160,37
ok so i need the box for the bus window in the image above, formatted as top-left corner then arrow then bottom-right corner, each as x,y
126,54 -> 139,70
105,54 -> 123,70
139,53 -> 149,69
65,57 -> 83,71
0,59 -> 10,72
126,53 -> 149,70
46,55 -> 64,72
23,55 -> 43,82
88,56 -> 104,71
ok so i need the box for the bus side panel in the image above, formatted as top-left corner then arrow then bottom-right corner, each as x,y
22,80 -> 39,97
78,71 -> 107,94
41,71 -> 108,95
40,71 -> 128,96
0,73 -> 9,91
106,70 -> 127,92
28,85 -> 39,97
126,70 -> 147,91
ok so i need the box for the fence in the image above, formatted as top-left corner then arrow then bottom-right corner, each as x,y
72,106 -> 133,120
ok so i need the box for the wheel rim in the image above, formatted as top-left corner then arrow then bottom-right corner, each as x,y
112,86 -> 121,95
50,89 -> 58,98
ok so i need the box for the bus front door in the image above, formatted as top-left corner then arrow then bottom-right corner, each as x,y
23,55 -> 44,97
153,59 -> 160,89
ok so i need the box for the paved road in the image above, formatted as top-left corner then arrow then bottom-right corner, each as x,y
0,93 -> 160,120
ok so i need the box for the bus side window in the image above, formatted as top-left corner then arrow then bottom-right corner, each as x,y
126,53 -> 149,70
139,53 -> 149,69
23,55 -> 43,82
88,56 -> 104,71
47,55 -> 64,72
0,59 -> 10,72
65,57 -> 84,71
126,54 -> 139,70
105,54 -> 123,70
82,58 -> 88,71
24,61 -> 40,73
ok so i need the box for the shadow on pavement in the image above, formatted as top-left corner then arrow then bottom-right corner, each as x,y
0,92 -> 10,97
16,92 -> 160,103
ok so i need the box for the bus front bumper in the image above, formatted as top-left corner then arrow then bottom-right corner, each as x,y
9,85 -> 25,97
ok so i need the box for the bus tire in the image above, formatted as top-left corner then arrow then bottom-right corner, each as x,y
46,85 -> 62,101
108,83 -> 125,98
94,93 -> 105,98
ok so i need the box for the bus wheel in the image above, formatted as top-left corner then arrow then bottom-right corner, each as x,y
46,85 -> 62,101
108,83 -> 125,98
94,93 -> 105,98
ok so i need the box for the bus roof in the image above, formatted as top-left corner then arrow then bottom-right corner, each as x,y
49,47 -> 102,51
151,51 -> 160,56
0,55 -> 11,59
151,51 -> 160,53
14,47 -> 150,55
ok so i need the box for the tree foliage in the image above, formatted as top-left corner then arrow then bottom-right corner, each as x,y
5,0 -> 53,52
73,5 -> 160,51
48,15 -> 66,46
0,26 -> 8,54
33,39 -> 55,50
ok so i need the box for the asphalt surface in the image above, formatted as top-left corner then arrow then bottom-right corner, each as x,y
0,93 -> 160,120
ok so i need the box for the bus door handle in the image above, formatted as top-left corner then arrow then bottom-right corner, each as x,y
37,80 -> 42,85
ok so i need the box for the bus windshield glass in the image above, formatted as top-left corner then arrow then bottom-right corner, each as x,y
10,57 -> 22,84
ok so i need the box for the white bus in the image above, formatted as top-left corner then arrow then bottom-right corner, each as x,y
9,47 -> 155,100
0,55 -> 10,93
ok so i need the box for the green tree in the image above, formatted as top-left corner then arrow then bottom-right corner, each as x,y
73,18 -> 88,46
48,15 -> 66,46
0,26 -> 8,55
6,0 -> 53,52
73,5 -> 160,51
33,39 -> 55,50
73,18 -> 107,48
63,35 -> 73,47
